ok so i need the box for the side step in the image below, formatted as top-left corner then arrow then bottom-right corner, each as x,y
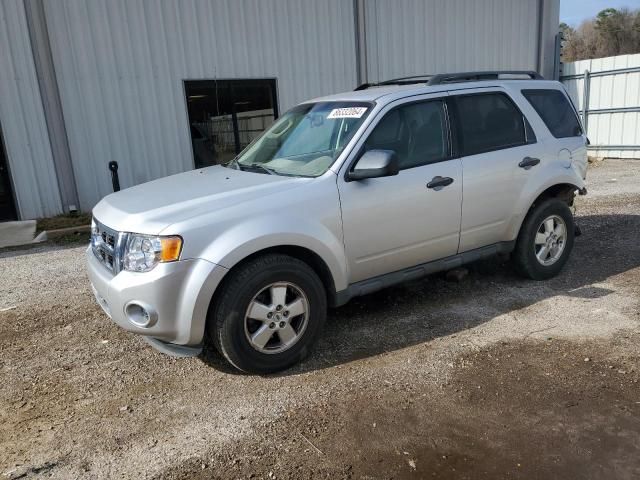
333,241 -> 515,306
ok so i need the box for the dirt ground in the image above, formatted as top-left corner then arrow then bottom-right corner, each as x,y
1,159 -> 639,480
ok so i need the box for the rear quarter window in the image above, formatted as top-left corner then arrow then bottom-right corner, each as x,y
522,89 -> 582,138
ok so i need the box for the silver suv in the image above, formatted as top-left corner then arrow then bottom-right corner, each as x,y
87,71 -> 588,373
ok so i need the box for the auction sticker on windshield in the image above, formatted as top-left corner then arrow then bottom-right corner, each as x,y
327,107 -> 368,119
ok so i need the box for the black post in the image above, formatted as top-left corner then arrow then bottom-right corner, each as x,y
231,106 -> 241,155
108,161 -> 120,192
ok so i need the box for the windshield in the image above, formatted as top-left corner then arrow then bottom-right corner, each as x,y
231,101 -> 373,177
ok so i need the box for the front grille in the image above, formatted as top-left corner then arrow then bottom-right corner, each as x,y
91,219 -> 127,274
102,230 -> 116,248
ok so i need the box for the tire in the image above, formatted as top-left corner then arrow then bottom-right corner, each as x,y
513,198 -> 575,280
206,254 -> 327,374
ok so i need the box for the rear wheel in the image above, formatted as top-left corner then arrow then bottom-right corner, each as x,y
206,254 -> 327,373
513,198 -> 575,280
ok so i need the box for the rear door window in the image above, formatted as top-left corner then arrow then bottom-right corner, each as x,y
522,89 -> 583,138
452,92 -> 527,156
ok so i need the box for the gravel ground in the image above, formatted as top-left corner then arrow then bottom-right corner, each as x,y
1,159 -> 639,479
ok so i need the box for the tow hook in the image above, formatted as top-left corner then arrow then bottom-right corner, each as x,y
578,187 -> 587,196
575,224 -> 583,237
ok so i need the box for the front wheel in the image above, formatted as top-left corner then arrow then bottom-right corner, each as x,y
206,254 -> 327,374
513,198 -> 575,280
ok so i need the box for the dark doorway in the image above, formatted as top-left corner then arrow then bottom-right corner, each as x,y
185,79 -> 278,168
0,128 -> 17,221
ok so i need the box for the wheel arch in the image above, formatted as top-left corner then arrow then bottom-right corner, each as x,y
238,245 -> 335,299
528,183 -> 580,209
511,187 -> 577,280
209,244 -> 342,315
510,182 -> 581,241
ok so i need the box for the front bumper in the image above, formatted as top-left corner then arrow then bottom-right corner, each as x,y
86,246 -> 227,351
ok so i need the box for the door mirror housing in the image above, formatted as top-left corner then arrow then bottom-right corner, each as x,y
347,149 -> 399,181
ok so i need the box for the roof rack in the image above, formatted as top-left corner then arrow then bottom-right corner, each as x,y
427,70 -> 543,85
354,70 -> 543,90
354,74 -> 433,91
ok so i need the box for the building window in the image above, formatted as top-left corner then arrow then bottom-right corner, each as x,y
184,79 -> 278,168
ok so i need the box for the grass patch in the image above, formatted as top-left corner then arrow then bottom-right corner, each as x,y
51,232 -> 90,246
37,213 -> 91,231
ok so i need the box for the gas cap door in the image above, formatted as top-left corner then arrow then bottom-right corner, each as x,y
558,148 -> 572,168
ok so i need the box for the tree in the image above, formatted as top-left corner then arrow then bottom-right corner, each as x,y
561,8 -> 640,62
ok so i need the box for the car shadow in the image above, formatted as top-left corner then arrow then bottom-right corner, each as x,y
201,213 -> 640,376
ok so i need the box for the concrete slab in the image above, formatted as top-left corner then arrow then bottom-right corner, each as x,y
0,220 -> 38,248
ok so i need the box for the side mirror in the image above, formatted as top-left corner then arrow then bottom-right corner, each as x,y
347,149 -> 399,181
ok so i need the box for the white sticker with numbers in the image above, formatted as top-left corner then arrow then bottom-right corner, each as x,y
327,107 -> 368,119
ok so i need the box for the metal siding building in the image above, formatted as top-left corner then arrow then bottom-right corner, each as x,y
0,0 -> 62,218
0,0 -> 560,220
364,0 -> 540,81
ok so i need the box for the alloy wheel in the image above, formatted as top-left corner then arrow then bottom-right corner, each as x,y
243,282 -> 309,354
534,214 -> 567,266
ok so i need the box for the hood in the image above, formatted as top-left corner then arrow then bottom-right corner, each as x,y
92,165 -> 311,234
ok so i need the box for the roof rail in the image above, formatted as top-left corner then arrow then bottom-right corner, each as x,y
379,74 -> 434,85
426,70 -> 543,85
354,70 -> 543,91
354,74 -> 434,90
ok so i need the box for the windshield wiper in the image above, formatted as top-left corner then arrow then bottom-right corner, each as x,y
225,158 -> 277,175
242,163 -> 278,175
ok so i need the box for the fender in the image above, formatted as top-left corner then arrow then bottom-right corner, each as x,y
158,172 -> 348,301
505,167 -> 585,241
198,214 -> 349,293
181,214 -> 348,345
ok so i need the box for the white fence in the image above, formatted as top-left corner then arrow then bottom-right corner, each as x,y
561,53 -> 640,159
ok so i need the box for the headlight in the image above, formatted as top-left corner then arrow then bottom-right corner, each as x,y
123,234 -> 182,272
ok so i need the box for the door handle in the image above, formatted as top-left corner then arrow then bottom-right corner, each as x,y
519,157 -> 540,169
427,176 -> 454,189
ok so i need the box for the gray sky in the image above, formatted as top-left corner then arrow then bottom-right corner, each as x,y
561,0 -> 640,26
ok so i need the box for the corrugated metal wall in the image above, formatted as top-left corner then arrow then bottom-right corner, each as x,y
43,0 -> 358,211
563,54 -> 640,159
0,0 -> 62,218
363,0 -> 541,82
0,0 -> 561,217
